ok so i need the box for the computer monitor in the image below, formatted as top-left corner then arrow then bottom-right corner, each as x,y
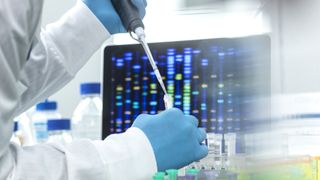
102,35 -> 270,139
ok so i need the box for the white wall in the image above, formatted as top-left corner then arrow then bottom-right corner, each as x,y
279,0 -> 320,93
266,0 -> 320,94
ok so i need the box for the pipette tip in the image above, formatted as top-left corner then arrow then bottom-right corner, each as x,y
164,94 -> 173,110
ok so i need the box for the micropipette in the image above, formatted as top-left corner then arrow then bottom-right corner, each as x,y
134,28 -> 173,109
111,0 -> 173,109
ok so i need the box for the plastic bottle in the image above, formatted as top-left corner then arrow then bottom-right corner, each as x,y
14,113 -> 35,146
72,83 -> 102,140
47,118 -> 72,144
32,100 -> 61,143
11,121 -> 22,145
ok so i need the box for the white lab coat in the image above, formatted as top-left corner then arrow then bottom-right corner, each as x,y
0,0 -> 157,179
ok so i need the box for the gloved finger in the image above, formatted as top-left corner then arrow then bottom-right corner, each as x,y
136,113 -> 151,120
131,0 -> 147,19
195,145 -> 209,160
163,107 -> 184,118
197,128 -> 207,143
185,115 -> 199,127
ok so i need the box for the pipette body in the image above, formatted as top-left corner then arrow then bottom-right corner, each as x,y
134,28 -> 173,109
111,0 -> 173,109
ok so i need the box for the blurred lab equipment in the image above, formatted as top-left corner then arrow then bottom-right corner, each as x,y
270,93 -> 320,157
72,82 -> 102,140
207,133 -> 223,169
111,0 -> 173,109
153,168 -> 238,180
32,100 -> 61,143
11,121 -> 22,146
13,113 -> 35,146
47,118 -> 72,144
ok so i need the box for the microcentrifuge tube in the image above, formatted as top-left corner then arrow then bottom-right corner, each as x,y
153,172 -> 165,180
166,169 -> 178,180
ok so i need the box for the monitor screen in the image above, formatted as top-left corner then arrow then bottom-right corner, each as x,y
102,35 -> 270,138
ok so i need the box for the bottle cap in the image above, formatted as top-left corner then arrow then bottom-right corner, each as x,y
47,119 -> 71,131
80,82 -> 101,95
166,169 -> 178,180
13,121 -> 19,132
153,172 -> 165,180
36,100 -> 57,111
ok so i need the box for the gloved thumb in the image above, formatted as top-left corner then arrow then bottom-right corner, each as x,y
197,128 -> 207,143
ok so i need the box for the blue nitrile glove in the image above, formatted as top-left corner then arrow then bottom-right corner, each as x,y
81,0 -> 147,34
133,108 -> 208,171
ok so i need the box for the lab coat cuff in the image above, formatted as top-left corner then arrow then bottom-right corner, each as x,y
75,1 -> 110,41
93,127 -> 157,180
45,0 -> 110,75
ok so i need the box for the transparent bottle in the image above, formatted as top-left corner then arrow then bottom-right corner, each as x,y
11,121 -> 22,146
32,100 -> 61,143
47,118 -> 72,144
72,82 -> 102,140
14,113 -> 35,146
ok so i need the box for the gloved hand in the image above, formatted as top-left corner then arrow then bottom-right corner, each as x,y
133,108 -> 208,171
81,0 -> 147,34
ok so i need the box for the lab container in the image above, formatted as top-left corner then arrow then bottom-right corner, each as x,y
72,82 -> 102,140
11,121 -> 21,145
32,100 -> 61,143
47,118 -> 72,144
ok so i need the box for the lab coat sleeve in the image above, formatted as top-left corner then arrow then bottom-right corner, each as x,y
16,1 -> 110,115
93,128 -> 157,180
0,0 -> 158,180
10,127 -> 157,180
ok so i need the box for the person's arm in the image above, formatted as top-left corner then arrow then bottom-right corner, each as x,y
10,128 -> 156,180
16,1 -> 109,115
0,0 -> 156,179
